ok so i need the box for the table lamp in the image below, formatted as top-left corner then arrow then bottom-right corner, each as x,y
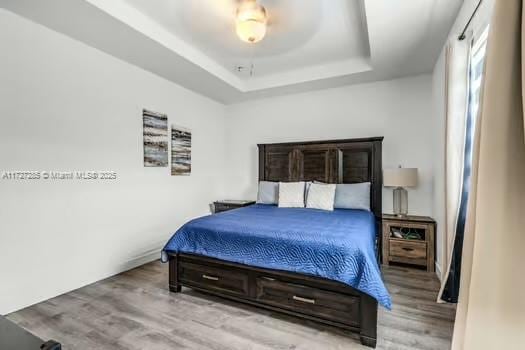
384,166 -> 418,217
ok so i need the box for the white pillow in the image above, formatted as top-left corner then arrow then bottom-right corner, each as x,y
305,180 -> 325,196
278,182 -> 306,208
334,182 -> 371,210
257,181 -> 279,204
306,183 -> 337,211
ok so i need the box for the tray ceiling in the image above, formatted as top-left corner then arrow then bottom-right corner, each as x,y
123,0 -> 370,77
1,0 -> 462,103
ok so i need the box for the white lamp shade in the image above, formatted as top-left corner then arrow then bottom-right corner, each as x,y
384,168 -> 418,188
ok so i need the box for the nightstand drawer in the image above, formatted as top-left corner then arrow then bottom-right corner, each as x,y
389,240 -> 427,266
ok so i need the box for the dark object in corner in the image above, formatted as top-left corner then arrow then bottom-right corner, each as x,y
40,341 -> 61,350
0,315 -> 61,349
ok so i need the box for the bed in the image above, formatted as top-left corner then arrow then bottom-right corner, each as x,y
163,137 -> 387,348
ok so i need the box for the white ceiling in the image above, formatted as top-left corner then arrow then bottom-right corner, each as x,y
123,0 -> 370,77
1,0 -> 462,104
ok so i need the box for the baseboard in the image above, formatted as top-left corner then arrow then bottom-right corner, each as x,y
117,246 -> 162,272
3,246 -> 162,315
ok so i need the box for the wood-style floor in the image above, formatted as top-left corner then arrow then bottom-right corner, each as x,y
7,261 -> 456,350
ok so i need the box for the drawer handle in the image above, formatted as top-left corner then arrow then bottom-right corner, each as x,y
293,295 -> 316,304
202,274 -> 219,281
262,276 -> 276,281
402,247 -> 414,252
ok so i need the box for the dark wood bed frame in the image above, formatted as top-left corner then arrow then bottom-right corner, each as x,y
168,137 -> 384,348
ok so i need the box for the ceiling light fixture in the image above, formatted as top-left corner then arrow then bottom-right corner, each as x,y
236,0 -> 267,44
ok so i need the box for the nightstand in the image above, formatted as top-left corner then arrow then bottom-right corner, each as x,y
382,214 -> 436,272
213,200 -> 256,213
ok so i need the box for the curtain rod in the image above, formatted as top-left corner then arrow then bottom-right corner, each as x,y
458,0 -> 483,40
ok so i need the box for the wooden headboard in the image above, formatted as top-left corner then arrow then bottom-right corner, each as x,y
257,137 -> 383,219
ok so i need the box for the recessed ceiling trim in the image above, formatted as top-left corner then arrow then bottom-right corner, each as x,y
244,57 -> 373,92
86,0 -> 245,90
2,0 -> 463,103
87,0 -> 376,93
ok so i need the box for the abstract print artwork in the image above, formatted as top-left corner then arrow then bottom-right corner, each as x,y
171,125 -> 191,176
143,109 -> 168,167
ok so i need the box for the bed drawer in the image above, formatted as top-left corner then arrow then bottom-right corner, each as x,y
389,239 -> 427,266
255,277 -> 360,327
179,262 -> 249,297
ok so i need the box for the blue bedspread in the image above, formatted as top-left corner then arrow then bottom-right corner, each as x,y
162,204 -> 391,309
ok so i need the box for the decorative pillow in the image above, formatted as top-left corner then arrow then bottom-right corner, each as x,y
306,183 -> 337,211
334,182 -> 371,210
305,180 -> 325,196
257,181 -> 279,205
278,182 -> 306,208
305,181 -> 313,194
304,181 -> 315,202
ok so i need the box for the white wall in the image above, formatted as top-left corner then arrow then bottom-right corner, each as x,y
0,7 -> 440,316
0,10 -> 227,315
224,74 -> 434,217
431,51 -> 447,278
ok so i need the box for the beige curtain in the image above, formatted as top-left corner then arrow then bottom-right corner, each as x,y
438,37 -> 471,298
452,0 -> 525,349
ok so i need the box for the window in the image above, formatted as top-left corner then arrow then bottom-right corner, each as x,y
462,29 -> 488,211
441,28 -> 488,303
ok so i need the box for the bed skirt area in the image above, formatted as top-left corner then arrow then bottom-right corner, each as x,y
168,253 -> 378,348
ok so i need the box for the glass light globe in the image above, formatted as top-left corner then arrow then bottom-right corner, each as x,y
236,19 -> 267,43
236,1 -> 267,44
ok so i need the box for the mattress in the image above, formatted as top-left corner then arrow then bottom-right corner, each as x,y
162,204 -> 391,309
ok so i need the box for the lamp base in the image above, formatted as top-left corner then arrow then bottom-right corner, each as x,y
393,187 -> 408,217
